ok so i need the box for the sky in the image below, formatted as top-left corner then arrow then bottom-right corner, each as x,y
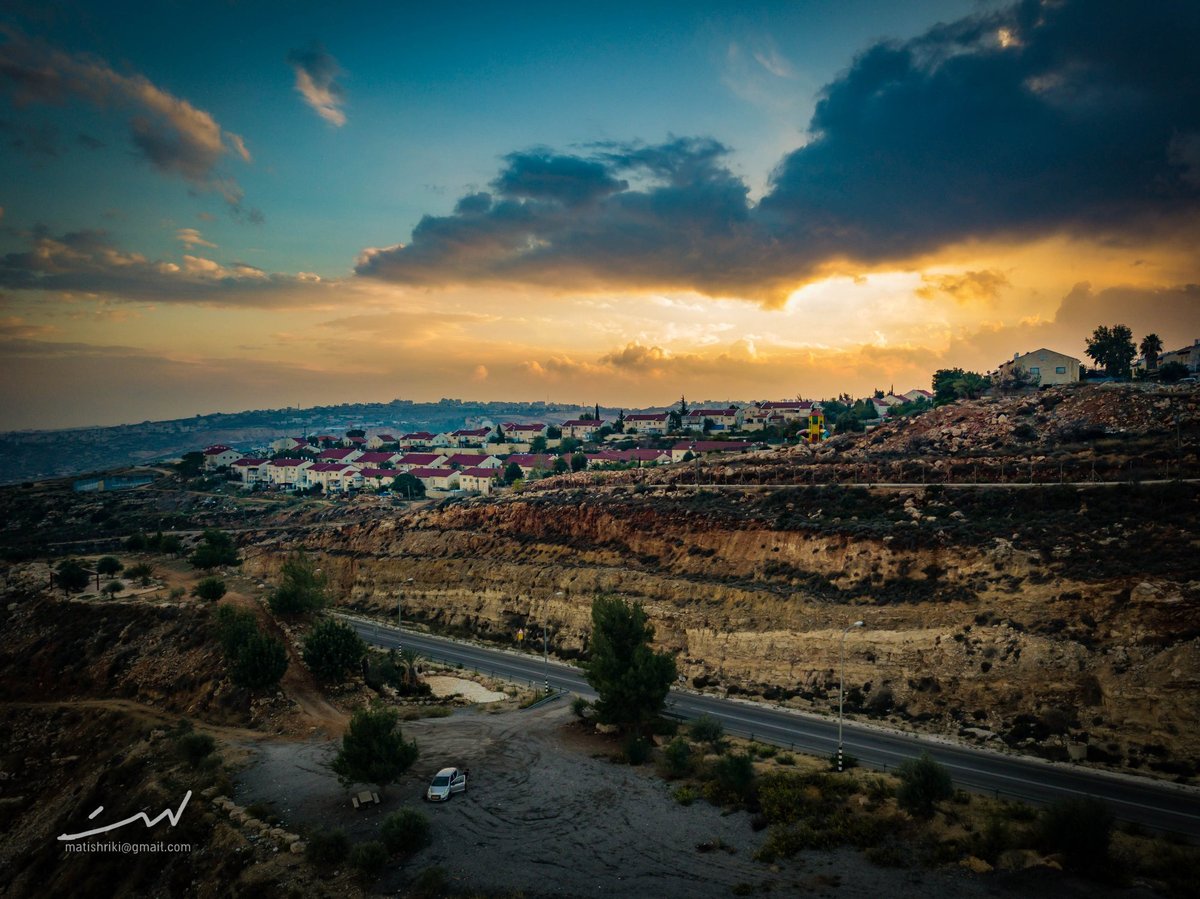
1,0 -> 1198,430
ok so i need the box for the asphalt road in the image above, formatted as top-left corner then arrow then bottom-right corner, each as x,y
342,615 -> 1200,837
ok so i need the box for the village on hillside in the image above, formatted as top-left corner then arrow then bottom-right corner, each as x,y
189,338 -> 1198,499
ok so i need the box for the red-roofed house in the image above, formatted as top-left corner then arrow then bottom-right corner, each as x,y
458,466 -> 501,494
341,435 -> 368,447
683,407 -> 741,432
367,433 -> 399,449
445,427 -> 494,447
902,389 -> 935,403
396,452 -> 449,470
399,432 -> 436,448
266,457 -> 313,489
271,436 -> 309,453
306,462 -> 363,493
408,467 -> 460,490
317,447 -> 363,463
351,451 -> 402,468
622,413 -> 669,435
501,422 -> 547,439
742,402 -> 811,430
584,449 -> 671,468
231,457 -> 269,484
503,453 -> 555,475
444,452 -> 502,470
562,419 -> 608,440
671,441 -> 753,463
202,445 -> 242,469
358,468 -> 398,490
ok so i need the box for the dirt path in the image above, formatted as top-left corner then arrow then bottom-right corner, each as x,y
1,698 -> 269,742
234,702 -> 1021,898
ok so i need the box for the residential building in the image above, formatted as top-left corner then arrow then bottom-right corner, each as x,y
317,447 -> 362,463
622,413 -> 669,435
265,458 -> 312,489
501,422 -> 547,440
408,467 -> 460,491
396,452 -> 449,470
367,433 -> 399,449
231,457 -> 269,484
902,389 -> 935,404
202,445 -> 242,469
997,348 -> 1082,386
503,453 -> 555,475
562,419 -> 608,440
683,407 -> 741,432
458,467 -> 500,494
1160,339 -> 1200,373
351,451 -> 402,468
271,436 -> 309,454
358,468 -> 397,490
443,452 -> 503,469
305,463 -> 363,493
449,427 -> 494,447
399,432 -> 436,448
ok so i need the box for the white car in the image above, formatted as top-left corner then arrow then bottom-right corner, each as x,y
426,767 -> 467,802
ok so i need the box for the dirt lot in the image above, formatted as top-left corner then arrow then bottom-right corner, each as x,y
234,700 -> 1067,899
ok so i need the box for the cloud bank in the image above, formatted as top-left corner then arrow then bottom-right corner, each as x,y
287,43 -> 346,127
357,0 -> 1200,304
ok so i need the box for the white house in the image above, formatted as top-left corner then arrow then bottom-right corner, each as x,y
351,451 -> 402,468
399,431 -> 436,448
396,452 -> 449,470
358,467 -> 397,490
684,407 -> 741,432
305,462 -> 363,493
458,466 -> 500,494
562,419 -> 608,440
202,445 -> 242,469
367,433 -> 399,449
231,457 -> 269,484
1160,339 -> 1200,373
317,447 -> 363,463
271,436 -> 309,454
443,452 -> 502,470
902,389 -> 935,404
503,453 -> 555,476
408,467 -> 460,491
448,427 -> 493,447
622,413 -> 669,435
265,458 -> 312,489
501,422 -> 547,440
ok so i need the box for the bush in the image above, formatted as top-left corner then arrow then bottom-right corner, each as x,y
409,866 -> 449,899
177,732 -> 216,768
305,828 -> 350,868
690,714 -> 724,747
707,752 -> 756,806
190,529 -> 239,569
350,840 -> 389,879
571,696 -> 590,718
268,552 -> 327,616
775,753 -> 795,766
673,785 -> 699,806
54,560 -> 90,593
623,734 -> 651,766
231,633 -> 288,691
192,577 -> 227,601
381,808 -> 432,854
896,753 -> 953,818
214,604 -> 257,657
96,556 -> 123,577
828,749 -> 858,770
662,737 -> 693,778
1035,797 -> 1114,872
126,562 -> 154,585
101,581 -> 123,596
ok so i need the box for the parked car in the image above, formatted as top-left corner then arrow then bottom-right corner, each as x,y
426,767 -> 467,802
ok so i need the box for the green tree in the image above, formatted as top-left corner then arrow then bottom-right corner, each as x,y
552,457 -> 569,475
305,829 -> 350,869
158,534 -> 184,555
391,472 -> 425,499
583,595 -> 677,732
1139,333 -> 1163,371
231,632 -> 288,691
126,562 -> 154,585
303,618 -> 366,682
1085,324 -> 1137,378
570,452 -> 588,473
101,580 -> 123,596
689,713 -> 724,748
192,576 -> 227,601
530,435 -> 548,453
381,808 -> 432,854
175,451 -> 205,477
503,462 -> 523,485
96,556 -> 123,577
350,841 -> 389,879
545,425 -> 562,439
190,529 -> 240,569
55,559 -> 90,594
1158,360 -> 1190,382
896,752 -> 953,818
331,707 -> 419,794
215,604 -> 258,658
177,732 -> 216,768
268,552 -> 327,616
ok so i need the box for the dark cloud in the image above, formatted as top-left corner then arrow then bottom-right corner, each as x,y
287,42 -> 346,126
357,0 -> 1200,303
0,228 -> 329,307
0,29 -> 252,212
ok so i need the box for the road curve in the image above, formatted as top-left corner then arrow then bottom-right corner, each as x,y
341,615 -> 1200,837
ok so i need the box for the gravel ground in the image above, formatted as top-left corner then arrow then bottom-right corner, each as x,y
234,701 -> 1145,898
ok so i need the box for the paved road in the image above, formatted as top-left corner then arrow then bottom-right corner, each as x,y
342,615 -> 1200,837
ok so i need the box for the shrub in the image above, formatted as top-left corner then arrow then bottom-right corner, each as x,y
192,577 -> 227,601
828,749 -> 859,770
571,696 -> 590,718
303,618 -> 366,682
662,737 -> 693,778
268,552 -> 326,616
409,866 -> 450,899
673,785 -> 698,806
775,753 -> 795,766
381,808 -> 432,854
177,732 -> 216,768
350,840 -> 389,879
96,556 -> 123,577
101,581 -> 123,596
215,604 -> 258,658
190,529 -> 239,569
690,714 -> 724,747
896,753 -> 953,818
623,734 -> 651,766
231,633 -> 288,691
1035,797 -> 1114,872
54,560 -> 90,593
707,752 -> 756,806
306,829 -> 349,868
126,562 -> 154,585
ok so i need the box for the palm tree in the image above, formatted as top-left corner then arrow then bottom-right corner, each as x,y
1140,333 -> 1163,371
397,648 -> 424,690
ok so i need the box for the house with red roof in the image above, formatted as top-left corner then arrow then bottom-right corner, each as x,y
231,457 -> 269,484
671,441 -> 753,463
265,457 -> 313,489
683,407 -> 741,432
622,413 -> 669,435
399,432 -> 437,448
443,452 -> 502,470
902,388 -> 935,403
358,468 -> 398,490
395,452 -> 449,471
367,433 -> 399,449
305,462 -> 363,493
350,451 -> 402,468
317,447 -> 363,463
408,467 -> 460,491
458,467 -> 501,494
561,419 -> 608,440
271,436 -> 310,453
501,422 -> 547,439
202,445 -> 242,469
503,453 -> 555,476
443,427 -> 494,447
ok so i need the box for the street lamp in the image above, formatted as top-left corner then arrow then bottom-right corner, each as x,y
543,590 -> 563,694
838,620 -> 864,773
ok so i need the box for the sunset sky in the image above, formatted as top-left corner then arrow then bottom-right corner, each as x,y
2,0 -> 1198,430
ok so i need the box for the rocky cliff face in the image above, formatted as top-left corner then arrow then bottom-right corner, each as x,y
243,482 -> 1200,778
